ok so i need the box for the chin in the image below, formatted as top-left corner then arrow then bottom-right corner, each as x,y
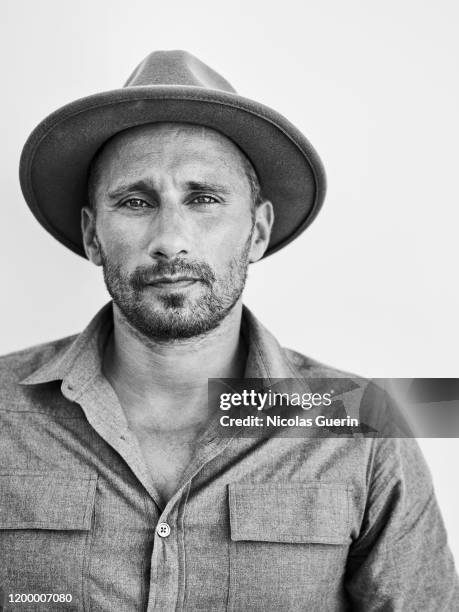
136,314 -> 221,341
156,292 -> 188,309
121,298 -> 233,341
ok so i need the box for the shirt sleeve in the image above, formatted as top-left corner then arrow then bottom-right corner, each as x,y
345,435 -> 459,611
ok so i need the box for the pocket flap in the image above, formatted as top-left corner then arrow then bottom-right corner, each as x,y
228,482 -> 350,545
0,471 -> 97,530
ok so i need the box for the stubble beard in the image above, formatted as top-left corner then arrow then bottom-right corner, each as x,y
98,231 -> 253,342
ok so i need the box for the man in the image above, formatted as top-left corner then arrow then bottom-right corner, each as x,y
1,50 -> 458,611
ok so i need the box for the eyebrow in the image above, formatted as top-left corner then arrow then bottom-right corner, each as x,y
186,181 -> 232,195
107,179 -> 232,200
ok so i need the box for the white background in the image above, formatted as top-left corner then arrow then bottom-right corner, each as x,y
2,0 -> 459,564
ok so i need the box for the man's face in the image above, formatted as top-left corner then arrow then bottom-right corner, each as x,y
82,123 -> 273,340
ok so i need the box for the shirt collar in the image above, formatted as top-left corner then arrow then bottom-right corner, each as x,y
20,301 -> 302,388
19,302 -> 113,388
241,307 -> 300,380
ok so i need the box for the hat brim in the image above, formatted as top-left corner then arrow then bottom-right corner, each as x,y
20,86 -> 326,258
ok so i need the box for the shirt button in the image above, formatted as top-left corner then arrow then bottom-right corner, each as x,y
156,522 -> 171,538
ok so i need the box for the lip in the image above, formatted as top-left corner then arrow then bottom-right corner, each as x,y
146,277 -> 200,289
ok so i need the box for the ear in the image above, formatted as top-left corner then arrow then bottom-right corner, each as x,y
249,200 -> 274,263
81,206 -> 102,266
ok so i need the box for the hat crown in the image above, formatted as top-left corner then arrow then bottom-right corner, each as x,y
124,50 -> 237,93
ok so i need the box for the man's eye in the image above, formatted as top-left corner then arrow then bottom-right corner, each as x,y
121,198 -> 150,209
190,195 -> 218,205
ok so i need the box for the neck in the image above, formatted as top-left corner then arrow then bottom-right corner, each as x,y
102,301 -> 246,429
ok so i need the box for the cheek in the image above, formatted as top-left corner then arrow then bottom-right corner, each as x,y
203,217 -> 253,272
204,209 -> 253,249
96,216 -> 149,260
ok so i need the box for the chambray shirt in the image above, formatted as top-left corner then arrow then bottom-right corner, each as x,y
0,302 -> 458,611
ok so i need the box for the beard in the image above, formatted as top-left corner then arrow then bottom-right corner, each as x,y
98,231 -> 253,341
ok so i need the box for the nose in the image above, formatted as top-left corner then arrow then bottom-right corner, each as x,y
146,203 -> 191,260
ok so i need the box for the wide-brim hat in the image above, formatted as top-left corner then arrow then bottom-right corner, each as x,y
19,50 -> 326,258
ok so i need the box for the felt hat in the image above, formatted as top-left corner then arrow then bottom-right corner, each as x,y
19,50 -> 326,258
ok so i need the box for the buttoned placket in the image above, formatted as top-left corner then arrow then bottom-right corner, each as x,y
147,425 -> 239,612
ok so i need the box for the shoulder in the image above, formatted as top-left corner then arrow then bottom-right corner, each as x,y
282,346 -> 414,438
282,347 -> 369,398
0,336 -> 76,390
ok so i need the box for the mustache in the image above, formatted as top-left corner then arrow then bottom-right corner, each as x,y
130,259 -> 216,288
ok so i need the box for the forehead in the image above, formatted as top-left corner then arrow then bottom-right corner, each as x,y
93,122 -> 250,185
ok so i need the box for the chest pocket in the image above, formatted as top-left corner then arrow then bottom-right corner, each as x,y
0,471 -> 97,612
227,482 -> 351,612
